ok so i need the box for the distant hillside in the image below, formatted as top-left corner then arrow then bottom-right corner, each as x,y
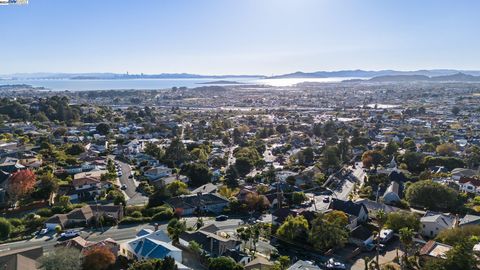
4,73 -> 264,80
270,69 -> 480,79
197,80 -> 243,85
367,72 -> 480,82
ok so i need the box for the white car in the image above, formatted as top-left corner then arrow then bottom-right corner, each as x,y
39,228 -> 49,235
326,258 -> 346,269
60,230 -> 79,238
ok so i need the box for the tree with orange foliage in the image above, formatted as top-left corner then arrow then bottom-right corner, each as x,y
7,169 -> 36,203
83,246 -> 116,270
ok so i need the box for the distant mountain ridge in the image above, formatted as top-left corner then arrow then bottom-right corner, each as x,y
1,73 -> 264,80
4,69 -> 480,81
269,69 -> 480,79
365,72 -> 480,82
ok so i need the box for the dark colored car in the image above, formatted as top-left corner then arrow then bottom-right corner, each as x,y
215,215 -> 228,221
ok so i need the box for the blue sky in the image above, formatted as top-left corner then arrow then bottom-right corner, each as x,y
1,0 -> 479,75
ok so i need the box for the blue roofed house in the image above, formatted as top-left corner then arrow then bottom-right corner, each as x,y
120,229 -> 189,269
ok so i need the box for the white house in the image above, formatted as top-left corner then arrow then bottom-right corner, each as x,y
458,177 -> 480,194
144,166 -> 172,181
420,212 -> 455,238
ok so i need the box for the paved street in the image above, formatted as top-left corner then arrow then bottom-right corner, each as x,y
0,217 -> 242,253
114,158 -> 149,206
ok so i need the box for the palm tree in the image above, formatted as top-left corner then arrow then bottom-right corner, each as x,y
399,227 -> 414,270
167,218 -> 186,245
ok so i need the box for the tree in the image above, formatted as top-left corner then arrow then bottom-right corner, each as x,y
383,140 -> 399,158
308,212 -> 349,252
443,237 -> 478,270
208,256 -> 244,270
39,247 -> 83,270
128,257 -> 179,270
189,240 -> 202,255
274,256 -> 291,270
405,180 -> 459,211
0,217 -> 11,239
66,143 -> 85,155
83,246 -> 116,270
181,162 -> 212,187
291,192 -> 307,205
401,151 -> 425,173
277,215 -> 309,242
165,180 -> 189,197
32,171 -> 59,201
452,106 -> 461,116
436,143 -> 457,157
362,150 -> 384,169
384,212 -> 420,232
399,227 -> 414,270
167,218 -> 186,244
7,169 -> 36,203
320,146 -> 340,170
144,142 -> 164,160
164,138 -> 190,166
245,193 -> 270,212
96,123 -> 110,135
436,226 -> 480,246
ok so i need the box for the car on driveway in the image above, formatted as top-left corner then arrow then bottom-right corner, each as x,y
121,184 -> 127,190
326,258 -> 346,269
215,215 -> 228,221
323,196 -> 330,203
60,230 -> 79,239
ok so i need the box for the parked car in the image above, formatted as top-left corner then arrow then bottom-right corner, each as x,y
326,258 -> 346,269
60,230 -> 79,239
215,215 -> 228,221
380,229 -> 394,244
39,228 -> 49,235
323,197 -> 330,203
121,184 -> 127,190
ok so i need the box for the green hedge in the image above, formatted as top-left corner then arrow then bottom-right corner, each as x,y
119,217 -> 152,225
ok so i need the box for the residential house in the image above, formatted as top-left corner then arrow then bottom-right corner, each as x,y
244,257 -> 274,270
0,157 -> 25,173
45,204 -> 123,230
349,225 -> 374,249
382,181 -> 401,204
459,214 -> 480,227
144,166 -> 172,182
121,229 -> 182,263
420,212 -> 455,238
0,246 -> 43,270
458,177 -> 480,194
165,193 -> 229,216
287,260 -> 322,270
179,224 -> 241,257
328,198 -> 369,226
452,168 -> 477,181
419,240 -> 452,263
223,249 -> 251,265
57,236 -> 119,256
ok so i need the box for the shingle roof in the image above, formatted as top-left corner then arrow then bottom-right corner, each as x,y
328,198 -> 367,218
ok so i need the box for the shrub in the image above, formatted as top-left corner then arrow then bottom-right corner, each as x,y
37,208 -> 53,217
130,211 -> 143,218
143,205 -> 170,217
8,218 -> 23,227
152,209 -> 174,221
0,218 -> 11,239
119,217 -> 152,225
